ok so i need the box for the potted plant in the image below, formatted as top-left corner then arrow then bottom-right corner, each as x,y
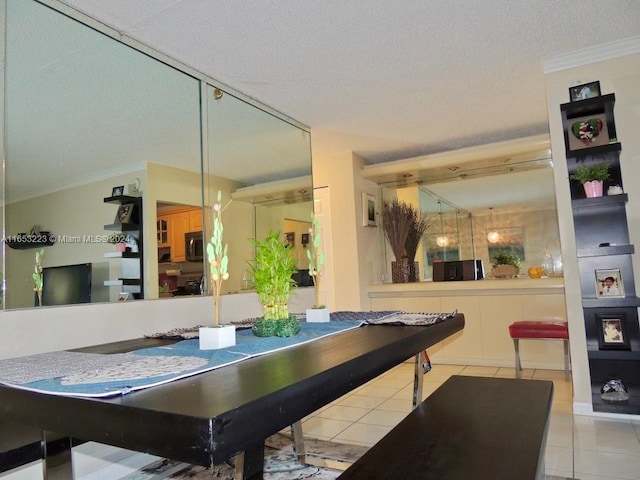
491,252 -> 520,279
200,190 -> 235,350
32,248 -> 44,306
250,230 -> 300,337
570,163 -> 610,198
306,212 -> 329,322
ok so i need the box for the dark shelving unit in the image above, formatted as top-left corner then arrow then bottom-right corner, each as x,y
103,195 -> 144,299
561,92 -> 640,415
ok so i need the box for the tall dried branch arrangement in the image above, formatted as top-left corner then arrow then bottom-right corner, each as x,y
382,199 -> 414,261
405,209 -> 432,263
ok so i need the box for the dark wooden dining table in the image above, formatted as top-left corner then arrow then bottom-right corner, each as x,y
0,314 -> 464,480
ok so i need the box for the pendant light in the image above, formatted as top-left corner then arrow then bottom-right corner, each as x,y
436,201 -> 449,247
487,208 -> 500,244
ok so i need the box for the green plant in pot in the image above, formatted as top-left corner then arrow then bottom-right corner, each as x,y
306,212 -> 330,322
570,163 -> 610,198
200,190 -> 235,350
32,248 -> 44,306
491,252 -> 520,279
250,230 -> 300,337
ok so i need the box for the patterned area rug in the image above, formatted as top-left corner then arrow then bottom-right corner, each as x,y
121,433 -> 368,480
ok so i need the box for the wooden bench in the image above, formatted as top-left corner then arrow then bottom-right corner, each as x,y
508,320 -> 570,380
337,375 -> 554,480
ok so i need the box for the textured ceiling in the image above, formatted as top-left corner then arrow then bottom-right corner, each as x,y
59,0 -> 640,163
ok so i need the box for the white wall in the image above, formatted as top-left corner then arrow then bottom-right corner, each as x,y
544,49 -> 640,413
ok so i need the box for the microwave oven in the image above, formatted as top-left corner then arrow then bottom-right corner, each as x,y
185,231 -> 204,262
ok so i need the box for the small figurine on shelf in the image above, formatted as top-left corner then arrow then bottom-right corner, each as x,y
32,248 -> 44,306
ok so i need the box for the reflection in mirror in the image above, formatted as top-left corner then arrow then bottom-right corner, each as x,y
2,0 -> 314,309
204,85 -> 312,295
378,153 -> 561,282
3,0 -> 201,308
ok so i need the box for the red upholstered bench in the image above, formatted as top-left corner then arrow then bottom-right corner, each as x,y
508,321 -> 570,379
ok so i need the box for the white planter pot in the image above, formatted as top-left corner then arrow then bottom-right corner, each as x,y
306,307 -> 330,323
199,325 -> 236,350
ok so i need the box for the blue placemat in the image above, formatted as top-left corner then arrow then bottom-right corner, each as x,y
0,321 -> 363,398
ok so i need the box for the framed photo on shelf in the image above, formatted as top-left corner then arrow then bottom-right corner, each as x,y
114,204 -> 134,224
362,192 -> 377,227
595,268 -> 625,298
566,113 -> 609,151
118,292 -> 130,302
596,313 -> 630,350
569,81 -> 601,102
111,185 -> 124,197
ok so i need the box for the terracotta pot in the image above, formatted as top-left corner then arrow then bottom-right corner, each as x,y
583,180 -> 603,198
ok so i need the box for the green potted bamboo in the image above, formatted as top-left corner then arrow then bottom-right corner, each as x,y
250,230 -> 300,337
570,163 -> 610,198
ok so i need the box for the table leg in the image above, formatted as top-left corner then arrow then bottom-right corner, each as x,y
42,432 -> 74,480
412,352 -> 424,408
234,441 -> 264,480
290,420 -> 306,462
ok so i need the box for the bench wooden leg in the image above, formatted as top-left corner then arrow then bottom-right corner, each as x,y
513,338 -> 522,378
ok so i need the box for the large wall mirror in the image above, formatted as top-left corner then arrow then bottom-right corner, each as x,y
1,0 -> 312,309
372,146 -> 562,282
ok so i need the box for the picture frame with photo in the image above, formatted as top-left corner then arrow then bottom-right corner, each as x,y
118,292 -> 130,302
114,204 -> 134,224
596,313 -> 630,350
111,185 -> 124,197
595,268 -> 625,298
569,81 -> 601,102
362,192 -> 377,227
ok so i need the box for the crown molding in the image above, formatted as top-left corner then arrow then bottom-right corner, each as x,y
543,35 -> 640,74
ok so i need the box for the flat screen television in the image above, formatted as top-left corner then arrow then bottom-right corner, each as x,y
39,263 -> 92,306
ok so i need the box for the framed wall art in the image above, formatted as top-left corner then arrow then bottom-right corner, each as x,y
595,268 -> 624,298
362,193 -> 377,227
569,81 -> 601,102
596,314 -> 630,350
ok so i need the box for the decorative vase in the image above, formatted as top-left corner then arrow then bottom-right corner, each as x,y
199,325 -> 236,350
583,180 -> 603,198
391,260 -> 420,283
306,307 -> 330,323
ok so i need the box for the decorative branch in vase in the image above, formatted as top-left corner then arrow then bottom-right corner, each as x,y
32,248 -> 44,306
200,190 -> 235,349
306,212 -> 330,322
404,206 -> 432,282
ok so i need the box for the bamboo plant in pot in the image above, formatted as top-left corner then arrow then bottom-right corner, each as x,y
305,212 -> 329,322
570,163 -> 610,198
250,230 -> 300,337
200,190 -> 235,350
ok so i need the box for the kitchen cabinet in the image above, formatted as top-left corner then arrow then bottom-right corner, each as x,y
156,207 -> 202,263
561,92 -> 640,414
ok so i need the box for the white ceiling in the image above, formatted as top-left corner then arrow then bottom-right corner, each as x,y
59,0 -> 640,164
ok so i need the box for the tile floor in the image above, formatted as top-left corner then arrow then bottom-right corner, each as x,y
299,362 -> 640,480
